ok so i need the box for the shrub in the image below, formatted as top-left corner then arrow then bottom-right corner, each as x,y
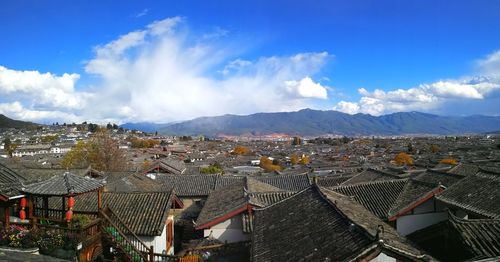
200,163 -> 223,174
0,225 -> 40,249
72,214 -> 91,228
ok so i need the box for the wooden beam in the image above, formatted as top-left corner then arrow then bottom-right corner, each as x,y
97,188 -> 102,211
62,196 -> 66,221
5,206 -> 10,228
28,196 -> 35,229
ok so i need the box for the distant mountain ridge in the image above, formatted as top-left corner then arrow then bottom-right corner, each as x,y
0,114 -> 38,129
122,109 -> 500,136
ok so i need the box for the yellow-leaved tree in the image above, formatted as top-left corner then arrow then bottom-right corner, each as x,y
232,145 -> 252,155
260,156 -> 283,172
394,152 -> 413,166
290,154 -> 300,165
440,158 -> 458,165
62,130 -> 128,172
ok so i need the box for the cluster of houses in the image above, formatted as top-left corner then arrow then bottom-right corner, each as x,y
0,132 -> 499,261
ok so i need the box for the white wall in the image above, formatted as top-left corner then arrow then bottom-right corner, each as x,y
139,226 -> 167,255
370,252 -> 397,262
138,215 -> 174,255
203,214 -> 249,243
396,212 -> 448,236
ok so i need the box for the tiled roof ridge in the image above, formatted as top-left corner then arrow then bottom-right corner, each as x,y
475,170 -> 500,180
367,168 -> 402,178
63,172 -> 74,194
388,183 -> 445,219
410,178 -> 445,188
0,162 -> 26,181
334,178 -> 408,189
436,195 -> 500,219
316,186 -> 378,240
425,169 -> 466,178
320,186 -> 432,261
449,211 -> 500,224
22,173 -> 59,188
253,187 -> 309,211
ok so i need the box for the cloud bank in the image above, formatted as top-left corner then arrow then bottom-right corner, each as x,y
0,16 -> 498,124
0,17 -> 331,123
334,50 -> 500,116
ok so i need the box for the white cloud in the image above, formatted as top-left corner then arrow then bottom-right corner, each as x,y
285,77 -> 328,99
1,17 -> 332,124
334,101 -> 360,114
335,50 -> 500,116
0,101 -> 83,123
134,8 -> 149,18
477,50 -> 500,77
82,18 -> 331,123
0,66 -> 90,110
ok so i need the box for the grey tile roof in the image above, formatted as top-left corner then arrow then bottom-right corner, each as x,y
214,175 -> 244,189
22,172 -> 104,196
51,191 -> 173,236
0,162 -> 25,198
320,187 -> 431,260
331,179 -> 408,219
436,170 -> 500,219
247,191 -> 296,206
105,174 -> 164,193
252,186 -> 430,261
0,162 -> 25,184
408,213 -> 500,261
388,179 -> 442,219
343,168 -> 403,185
143,159 -> 186,175
254,173 -> 311,191
195,184 -> 246,228
449,215 -> 500,258
252,187 -> 373,262
447,163 -> 480,176
315,174 -> 354,187
155,174 -> 217,197
414,169 -> 464,187
196,177 -> 291,229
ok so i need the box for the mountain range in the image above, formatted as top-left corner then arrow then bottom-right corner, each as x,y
0,114 -> 38,129
121,109 -> 500,136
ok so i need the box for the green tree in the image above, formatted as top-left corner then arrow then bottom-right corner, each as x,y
292,137 -> 302,146
2,137 -> 17,157
200,163 -> 223,174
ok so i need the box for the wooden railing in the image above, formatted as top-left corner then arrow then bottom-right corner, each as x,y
34,207 -> 98,222
33,217 -> 102,255
100,207 -> 153,261
152,253 -> 179,262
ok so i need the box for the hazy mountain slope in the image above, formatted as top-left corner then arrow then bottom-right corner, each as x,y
0,114 -> 38,129
124,109 -> 500,136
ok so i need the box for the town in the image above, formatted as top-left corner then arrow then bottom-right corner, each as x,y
1,123 -> 499,261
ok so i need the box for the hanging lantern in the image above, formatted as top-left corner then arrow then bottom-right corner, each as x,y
20,198 -> 26,208
68,196 -> 75,208
19,198 -> 27,220
19,210 -> 26,220
65,210 -> 73,222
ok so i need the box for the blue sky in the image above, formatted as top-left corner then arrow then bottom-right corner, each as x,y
0,0 -> 499,123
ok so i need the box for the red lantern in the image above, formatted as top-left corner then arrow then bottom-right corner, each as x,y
19,197 -> 27,220
68,196 -> 75,208
19,210 -> 26,220
65,210 -> 73,222
20,198 -> 26,208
